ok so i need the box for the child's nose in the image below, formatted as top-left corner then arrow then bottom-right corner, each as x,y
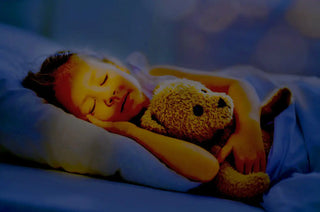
104,90 -> 121,106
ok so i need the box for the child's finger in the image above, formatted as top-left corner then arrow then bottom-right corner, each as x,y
260,154 -> 267,172
86,114 -> 96,124
86,114 -> 101,125
86,115 -> 112,128
253,158 -> 261,173
245,160 -> 254,174
235,158 -> 244,174
217,143 -> 233,163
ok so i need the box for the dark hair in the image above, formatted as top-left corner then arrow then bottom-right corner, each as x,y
22,50 -> 74,111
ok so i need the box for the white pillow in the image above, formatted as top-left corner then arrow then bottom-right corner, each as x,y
0,24 -> 200,192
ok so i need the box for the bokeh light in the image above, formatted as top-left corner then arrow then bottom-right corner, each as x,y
196,1 -> 239,33
238,0 -> 269,19
286,0 -> 320,38
1,0 -> 319,76
254,26 -> 309,74
142,0 -> 196,21
193,0 -> 273,34
177,26 -> 207,65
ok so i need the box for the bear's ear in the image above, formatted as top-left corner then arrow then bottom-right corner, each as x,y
152,81 -> 171,96
141,109 -> 167,135
260,87 -> 292,126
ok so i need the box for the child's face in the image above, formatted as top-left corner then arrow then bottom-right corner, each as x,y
54,54 -> 149,122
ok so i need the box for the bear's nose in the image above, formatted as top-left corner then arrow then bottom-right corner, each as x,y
217,98 -> 227,108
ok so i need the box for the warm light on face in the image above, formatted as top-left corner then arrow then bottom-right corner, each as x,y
54,54 -> 149,122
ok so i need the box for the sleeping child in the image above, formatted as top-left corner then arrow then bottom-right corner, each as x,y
22,50 -> 266,182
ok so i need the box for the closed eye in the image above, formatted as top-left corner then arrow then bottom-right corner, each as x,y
100,74 -> 108,86
89,99 -> 96,114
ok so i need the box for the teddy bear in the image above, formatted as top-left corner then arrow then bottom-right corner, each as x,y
140,78 -> 291,201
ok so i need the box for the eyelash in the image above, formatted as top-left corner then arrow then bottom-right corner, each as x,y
89,99 -> 96,114
100,74 -> 108,86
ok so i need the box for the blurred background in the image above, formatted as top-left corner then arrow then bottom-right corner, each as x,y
0,0 -> 319,76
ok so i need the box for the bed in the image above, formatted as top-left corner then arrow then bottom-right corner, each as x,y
0,23 -> 319,212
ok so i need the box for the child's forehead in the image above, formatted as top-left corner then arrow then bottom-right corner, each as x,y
76,54 -> 102,65
66,55 -> 106,73
76,54 -> 116,69
75,53 -> 130,74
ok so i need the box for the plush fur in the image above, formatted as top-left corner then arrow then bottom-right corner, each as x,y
141,78 -> 291,201
141,79 -> 234,144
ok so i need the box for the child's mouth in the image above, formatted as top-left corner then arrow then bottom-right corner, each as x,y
121,92 -> 130,112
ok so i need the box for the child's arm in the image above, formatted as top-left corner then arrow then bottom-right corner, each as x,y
149,66 -> 266,174
219,81 -> 266,173
87,115 -> 219,182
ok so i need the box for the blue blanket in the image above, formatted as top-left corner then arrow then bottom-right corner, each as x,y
219,67 -> 320,211
264,76 -> 320,211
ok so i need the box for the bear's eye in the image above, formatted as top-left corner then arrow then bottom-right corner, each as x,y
201,89 -> 207,93
193,105 -> 204,116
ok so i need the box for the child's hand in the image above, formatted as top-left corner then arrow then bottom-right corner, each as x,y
86,115 -> 135,135
217,120 -> 266,174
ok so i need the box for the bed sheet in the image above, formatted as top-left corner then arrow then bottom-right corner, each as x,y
0,162 -> 263,212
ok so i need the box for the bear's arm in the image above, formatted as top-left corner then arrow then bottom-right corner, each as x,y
87,115 -> 219,182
